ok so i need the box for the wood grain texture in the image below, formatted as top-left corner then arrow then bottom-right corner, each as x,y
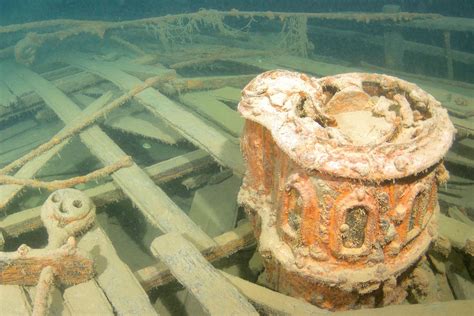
9,61 -> 214,249
151,232 -> 258,315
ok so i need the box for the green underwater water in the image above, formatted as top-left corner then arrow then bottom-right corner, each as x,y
0,1 -> 473,315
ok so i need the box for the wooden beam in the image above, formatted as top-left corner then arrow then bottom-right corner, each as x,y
103,106 -> 184,145
443,31 -> 454,80
0,93 -> 111,210
78,225 -> 158,315
446,250 -> 474,300
7,62 -> 215,249
309,25 -> 474,66
0,149 -> 213,238
0,70 -> 104,123
439,214 -> 474,256
0,285 -> 31,315
179,87 -> 243,137
63,280 -> 114,316
169,74 -> 256,93
150,232 -> 258,315
137,215 -> 470,293
62,54 -> 245,176
221,271 -> 328,315
336,299 -> 474,316
447,206 -> 474,227
136,221 -> 255,291
383,5 -> 404,69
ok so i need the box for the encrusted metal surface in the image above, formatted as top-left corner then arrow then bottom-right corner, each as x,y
238,70 -> 455,181
238,70 -> 455,310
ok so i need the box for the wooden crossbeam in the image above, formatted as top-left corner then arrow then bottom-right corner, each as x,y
62,54 -> 246,176
6,61 -> 215,250
0,149 -> 212,239
0,93 -> 112,210
0,285 -> 31,314
151,232 -> 258,315
78,225 -> 158,315
63,280 -> 114,315
136,220 -> 255,291
439,215 -> 474,256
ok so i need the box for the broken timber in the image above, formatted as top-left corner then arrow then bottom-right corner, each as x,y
61,54 -> 245,176
7,61 -> 215,249
151,232 -> 258,315
136,220 -> 255,291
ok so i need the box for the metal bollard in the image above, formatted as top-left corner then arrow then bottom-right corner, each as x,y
238,70 -> 455,310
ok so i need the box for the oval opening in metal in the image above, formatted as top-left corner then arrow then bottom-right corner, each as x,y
343,206 -> 368,248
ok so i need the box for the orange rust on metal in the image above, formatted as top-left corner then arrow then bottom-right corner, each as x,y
237,70 -> 455,310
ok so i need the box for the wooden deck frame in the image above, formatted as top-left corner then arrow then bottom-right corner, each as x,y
7,61 -> 215,249
0,61 -> 258,314
1,44 -> 473,314
61,54 -> 246,176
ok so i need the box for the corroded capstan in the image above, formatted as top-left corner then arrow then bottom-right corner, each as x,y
237,70 -> 455,310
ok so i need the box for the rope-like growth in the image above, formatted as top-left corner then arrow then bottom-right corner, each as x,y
0,76 -> 161,175
0,156 -> 132,191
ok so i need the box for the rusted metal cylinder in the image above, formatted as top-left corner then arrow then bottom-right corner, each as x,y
237,70 -> 455,310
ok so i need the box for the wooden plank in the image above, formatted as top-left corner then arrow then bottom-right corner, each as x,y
0,93 -> 111,210
189,175 -> 241,237
0,119 -> 37,143
136,220 -> 255,291
0,120 -> 63,166
405,16 -> 474,33
62,54 -> 245,176
337,300 -> 474,316
8,61 -> 215,249
74,92 -> 184,144
0,149 -> 213,238
448,206 -> 474,227
0,79 -> 18,108
221,272 -> 328,315
446,150 -> 474,169
179,88 -> 243,137
450,116 -> 474,137
439,214 -> 474,256
78,225 -> 158,315
0,71 -> 103,124
0,285 -> 31,315
446,250 -> 474,300
150,233 -> 258,315
104,106 -> 184,145
439,174 -> 474,210
170,74 -> 256,93
26,286 -> 69,316
115,57 -> 176,77
63,280 -> 114,315
0,62 -> 31,98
